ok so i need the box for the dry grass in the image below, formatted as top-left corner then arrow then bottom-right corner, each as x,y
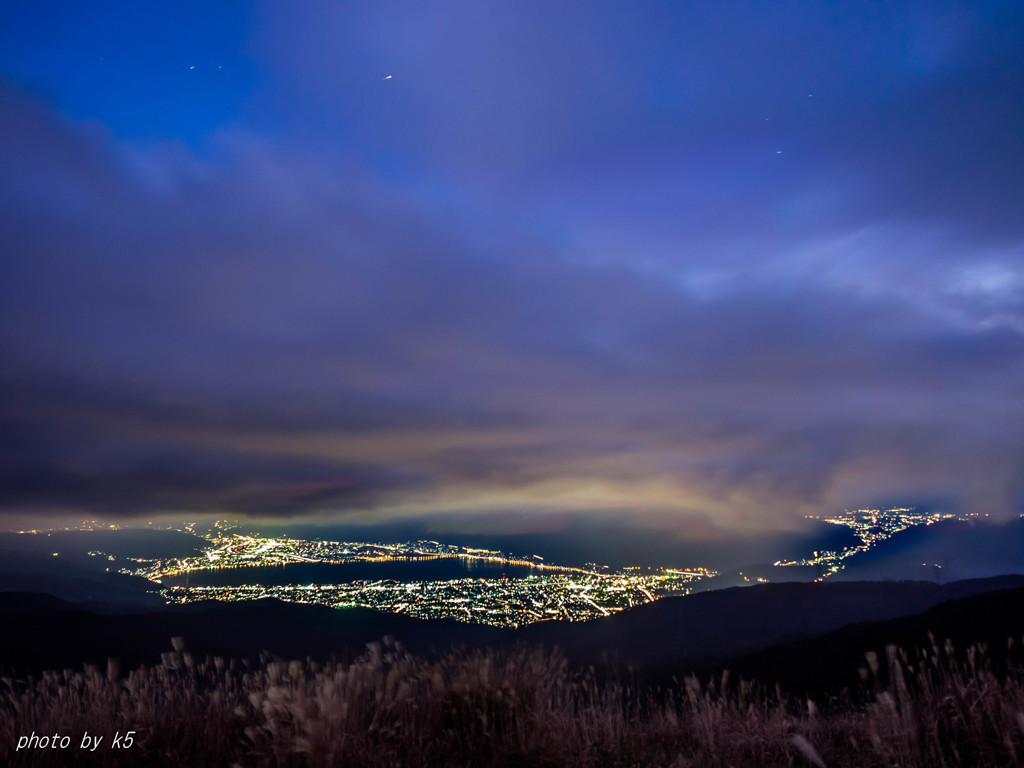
2,635 -> 1024,767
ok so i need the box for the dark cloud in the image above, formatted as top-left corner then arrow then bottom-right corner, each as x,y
1,3 -> 1024,530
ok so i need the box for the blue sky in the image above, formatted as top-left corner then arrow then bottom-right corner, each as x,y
1,1 -> 1023,536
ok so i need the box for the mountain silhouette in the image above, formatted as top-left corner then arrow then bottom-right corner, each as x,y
504,575 -> 1024,666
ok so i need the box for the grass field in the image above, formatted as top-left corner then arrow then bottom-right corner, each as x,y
3,635 -> 1024,767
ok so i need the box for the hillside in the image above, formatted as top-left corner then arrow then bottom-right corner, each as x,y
0,594 -> 500,675
724,583 -> 1024,695
506,574 -> 1024,666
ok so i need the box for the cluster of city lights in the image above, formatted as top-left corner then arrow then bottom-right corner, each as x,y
45,505 -> 982,625
776,507 -> 975,580
112,526 -> 713,627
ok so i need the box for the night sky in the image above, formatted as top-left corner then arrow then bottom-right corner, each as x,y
2,2 -> 1023,537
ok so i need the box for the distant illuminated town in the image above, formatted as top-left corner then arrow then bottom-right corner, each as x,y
777,507 -> 978,579
42,505 -> 984,626
111,527 -> 713,627
154,572 -> 704,627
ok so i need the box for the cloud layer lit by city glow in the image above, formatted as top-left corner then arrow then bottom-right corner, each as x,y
1,2 -> 1023,534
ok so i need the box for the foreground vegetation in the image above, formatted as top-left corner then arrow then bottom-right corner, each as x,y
3,636 -> 1024,767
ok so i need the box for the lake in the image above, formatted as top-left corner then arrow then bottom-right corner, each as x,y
162,559 -> 541,587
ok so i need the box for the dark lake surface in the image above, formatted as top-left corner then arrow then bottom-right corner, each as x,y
163,559 -> 541,587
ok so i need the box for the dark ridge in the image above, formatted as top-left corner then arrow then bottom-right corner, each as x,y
505,574 -> 1024,667
0,595 -> 502,676
723,585 -> 1024,697
0,591 -> 82,614
0,569 -> 165,609
5,575 -> 1024,691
